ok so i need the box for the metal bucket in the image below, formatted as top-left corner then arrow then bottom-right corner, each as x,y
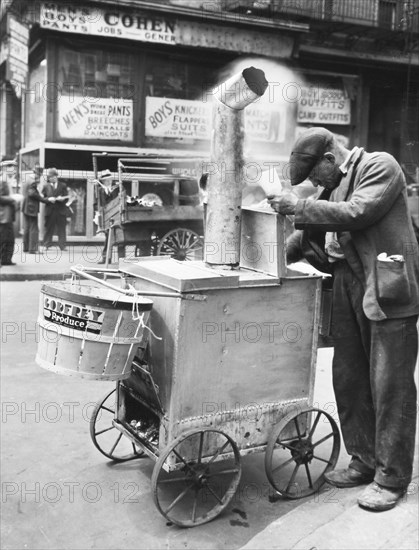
36,282 -> 153,381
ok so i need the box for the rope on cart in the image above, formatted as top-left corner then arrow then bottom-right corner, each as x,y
125,284 -> 162,341
136,311 -> 162,341
69,265 -> 162,340
70,267 -> 82,286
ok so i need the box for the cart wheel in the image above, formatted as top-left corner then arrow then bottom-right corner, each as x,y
90,388 -> 145,462
157,228 -> 203,261
151,428 -> 241,527
265,407 -> 340,499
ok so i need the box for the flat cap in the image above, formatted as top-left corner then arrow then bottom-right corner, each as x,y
289,127 -> 334,186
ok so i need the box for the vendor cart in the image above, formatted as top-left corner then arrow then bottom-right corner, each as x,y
39,66 -> 340,528
36,206 -> 338,528
78,208 -> 340,528
92,153 -> 205,261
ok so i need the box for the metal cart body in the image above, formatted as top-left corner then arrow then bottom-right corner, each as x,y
88,253 -> 340,526
121,261 -> 320,455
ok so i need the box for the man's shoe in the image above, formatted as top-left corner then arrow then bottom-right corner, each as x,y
97,258 -> 106,264
358,482 -> 405,511
1,261 -> 16,266
324,467 -> 374,488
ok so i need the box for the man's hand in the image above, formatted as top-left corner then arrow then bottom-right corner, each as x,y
267,193 -> 298,215
48,197 -> 56,203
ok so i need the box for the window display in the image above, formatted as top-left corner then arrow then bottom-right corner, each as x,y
144,53 -> 217,149
55,46 -> 135,142
63,180 -> 87,236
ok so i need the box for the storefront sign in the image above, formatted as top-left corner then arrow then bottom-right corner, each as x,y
297,86 -> 351,125
9,16 -> 29,43
146,97 -> 286,143
177,20 -> 294,57
38,4 -> 294,55
40,3 -> 176,45
6,56 -> 27,90
4,14 -> 29,97
7,37 -> 28,64
58,96 -> 133,141
0,41 -> 8,64
145,97 -> 211,140
245,104 -> 286,143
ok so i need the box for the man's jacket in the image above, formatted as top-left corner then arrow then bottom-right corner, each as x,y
22,177 -> 48,217
0,179 -> 15,224
287,149 -> 419,321
42,181 -> 69,216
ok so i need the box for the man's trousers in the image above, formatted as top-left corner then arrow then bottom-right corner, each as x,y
23,214 -> 39,252
0,222 -> 15,265
331,261 -> 418,490
44,212 -> 67,250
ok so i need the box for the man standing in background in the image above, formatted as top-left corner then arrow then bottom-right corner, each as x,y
42,167 -> 69,251
22,165 -> 51,254
0,160 -> 17,266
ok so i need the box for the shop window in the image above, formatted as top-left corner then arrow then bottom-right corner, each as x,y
59,47 -> 135,100
144,54 -> 217,150
145,55 -> 215,101
20,150 -> 40,175
62,179 -> 87,236
55,46 -> 136,143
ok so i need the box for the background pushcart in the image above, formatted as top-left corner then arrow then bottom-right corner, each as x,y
92,153 -> 205,261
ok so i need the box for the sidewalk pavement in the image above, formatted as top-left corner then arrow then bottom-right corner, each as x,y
1,240 -> 418,550
0,238 -> 120,281
240,352 -> 419,550
240,482 -> 418,550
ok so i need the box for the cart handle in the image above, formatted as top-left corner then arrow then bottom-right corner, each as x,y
70,266 -> 181,298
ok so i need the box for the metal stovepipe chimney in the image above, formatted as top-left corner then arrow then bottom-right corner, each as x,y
204,66 -> 268,267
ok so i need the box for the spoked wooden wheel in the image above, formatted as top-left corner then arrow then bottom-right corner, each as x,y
151,429 -> 241,527
90,387 -> 144,462
265,407 -> 340,499
157,228 -> 203,261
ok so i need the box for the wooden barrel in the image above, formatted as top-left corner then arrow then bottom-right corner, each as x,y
35,282 -> 153,381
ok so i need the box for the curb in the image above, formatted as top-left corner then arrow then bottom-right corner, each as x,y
240,484 -> 418,550
0,268 -> 120,282
0,272 -> 70,282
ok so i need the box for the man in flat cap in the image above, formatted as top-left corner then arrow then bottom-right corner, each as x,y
269,127 -> 419,511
